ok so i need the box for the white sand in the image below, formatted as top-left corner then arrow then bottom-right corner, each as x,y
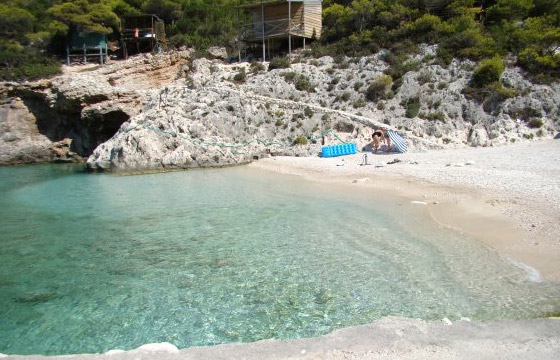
250,139 -> 560,282
5,140 -> 560,360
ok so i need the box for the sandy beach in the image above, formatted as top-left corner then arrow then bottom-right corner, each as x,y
4,139 -> 560,360
251,139 -> 560,282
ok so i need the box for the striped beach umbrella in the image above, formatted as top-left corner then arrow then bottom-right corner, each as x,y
387,130 -> 408,153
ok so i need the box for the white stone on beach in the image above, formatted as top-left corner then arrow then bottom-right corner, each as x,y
136,342 -> 179,353
411,201 -> 428,205
442,317 -> 453,325
104,349 -> 125,355
352,178 -> 369,183
460,317 -> 472,322
466,160 -> 476,165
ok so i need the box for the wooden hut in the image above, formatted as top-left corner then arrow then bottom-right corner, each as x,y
66,30 -> 108,65
121,14 -> 167,59
237,0 -> 322,61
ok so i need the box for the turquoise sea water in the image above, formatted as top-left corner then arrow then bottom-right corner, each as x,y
0,164 -> 559,355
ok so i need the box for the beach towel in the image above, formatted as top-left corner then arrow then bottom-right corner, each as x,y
387,130 -> 408,153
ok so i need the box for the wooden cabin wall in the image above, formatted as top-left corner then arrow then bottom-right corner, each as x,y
303,0 -> 322,38
247,0 -> 322,39
251,2 -> 304,37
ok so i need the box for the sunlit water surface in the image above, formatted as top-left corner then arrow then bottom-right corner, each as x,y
0,164 -> 558,355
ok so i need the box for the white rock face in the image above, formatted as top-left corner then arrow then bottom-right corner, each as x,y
3,45 -> 559,170
87,46 -> 560,171
0,50 -> 193,163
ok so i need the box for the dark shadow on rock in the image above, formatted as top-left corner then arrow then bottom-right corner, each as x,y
15,90 -> 129,157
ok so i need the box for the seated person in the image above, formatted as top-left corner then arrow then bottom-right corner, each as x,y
371,129 -> 392,152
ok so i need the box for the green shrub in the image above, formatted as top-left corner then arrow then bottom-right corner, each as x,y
423,112 -> 446,122
353,81 -> 364,91
463,83 -> 518,113
338,61 -> 350,69
295,75 -> 315,92
527,118 -> 544,129
250,61 -> 266,74
470,56 -> 505,88
268,57 -> 291,71
233,68 -> 246,83
293,135 -> 308,145
308,59 -> 320,67
384,55 -> 421,81
0,43 -> 61,81
304,106 -> 314,118
341,92 -> 351,101
365,75 -> 393,102
404,97 -> 421,118
353,99 -> 366,108
281,71 -> 297,81
416,71 -> 432,85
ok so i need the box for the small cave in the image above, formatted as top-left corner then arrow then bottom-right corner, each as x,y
83,109 -> 130,154
16,92 -> 129,157
18,92 -> 77,143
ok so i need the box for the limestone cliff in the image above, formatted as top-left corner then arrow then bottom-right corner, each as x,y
1,45 -> 559,170
87,46 -> 560,171
0,50 -> 192,165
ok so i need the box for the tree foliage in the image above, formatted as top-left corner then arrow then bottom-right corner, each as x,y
319,0 -> 560,80
1,0 -> 559,81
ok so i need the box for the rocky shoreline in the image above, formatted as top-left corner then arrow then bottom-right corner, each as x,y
1,46 -> 559,171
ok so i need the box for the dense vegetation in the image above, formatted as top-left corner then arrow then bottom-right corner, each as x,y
0,0 -> 246,80
1,0 -> 559,82
319,0 -> 560,83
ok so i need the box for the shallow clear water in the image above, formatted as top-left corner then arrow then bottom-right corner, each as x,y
0,164 -> 559,355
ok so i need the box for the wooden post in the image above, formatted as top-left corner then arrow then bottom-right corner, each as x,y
99,45 -> 103,64
66,46 -> 70,65
288,0 -> 291,58
261,1 -> 265,63
83,44 -> 87,63
237,6 -> 241,62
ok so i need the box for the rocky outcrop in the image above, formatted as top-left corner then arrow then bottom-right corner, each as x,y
86,46 -> 560,171
0,50 -> 192,165
2,45 -> 559,170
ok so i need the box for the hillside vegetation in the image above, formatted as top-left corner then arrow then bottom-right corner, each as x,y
0,0 -> 559,82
